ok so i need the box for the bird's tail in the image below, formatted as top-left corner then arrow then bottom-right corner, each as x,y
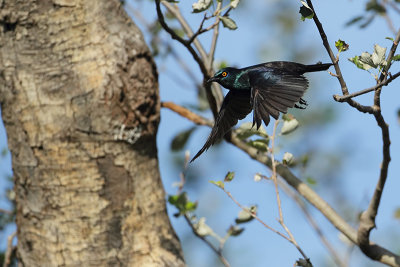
304,63 -> 333,73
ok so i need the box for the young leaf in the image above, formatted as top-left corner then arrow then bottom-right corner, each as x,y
348,55 -> 372,70
235,205 -> 257,224
371,44 -> 387,67
227,225 -> 244,236
236,122 -> 268,139
210,180 -> 225,189
299,1 -> 314,21
280,118 -> 299,135
246,139 -> 269,152
385,37 -> 394,42
392,54 -> 400,61
194,217 -> 214,236
192,0 -> 212,13
282,152 -> 294,165
230,0 -> 240,8
335,39 -> 349,52
224,171 -> 235,182
220,16 -> 238,30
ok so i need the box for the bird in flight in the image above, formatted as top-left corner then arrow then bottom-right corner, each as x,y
190,61 -> 332,162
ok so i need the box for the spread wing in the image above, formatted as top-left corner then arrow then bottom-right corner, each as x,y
190,90 -> 252,162
249,68 -> 309,129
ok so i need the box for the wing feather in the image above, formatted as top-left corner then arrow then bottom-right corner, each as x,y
249,68 -> 309,128
191,90 -> 252,162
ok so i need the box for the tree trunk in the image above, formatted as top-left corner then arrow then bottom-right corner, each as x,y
0,0 -> 185,266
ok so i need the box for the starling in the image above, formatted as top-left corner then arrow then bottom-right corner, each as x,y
191,61 -> 332,162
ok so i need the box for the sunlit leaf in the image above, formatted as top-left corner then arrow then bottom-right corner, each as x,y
230,0 -> 240,8
385,37 -> 394,42
192,0 -> 212,13
371,44 -> 386,67
210,180 -> 225,189
168,192 -> 197,216
194,217 -> 214,236
235,205 -> 257,224
236,122 -> 268,139
280,118 -> 299,135
282,152 -> 294,165
335,39 -> 349,52
220,16 -> 238,30
392,54 -> 400,61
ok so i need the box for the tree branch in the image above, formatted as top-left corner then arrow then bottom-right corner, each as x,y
357,27 -> 400,262
3,231 -> 16,267
162,101 -> 400,267
305,0 -> 374,114
334,71 -> 400,102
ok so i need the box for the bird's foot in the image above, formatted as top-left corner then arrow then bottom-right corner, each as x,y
295,98 -> 308,109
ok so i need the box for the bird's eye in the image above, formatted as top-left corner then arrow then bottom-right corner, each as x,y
221,71 -> 227,77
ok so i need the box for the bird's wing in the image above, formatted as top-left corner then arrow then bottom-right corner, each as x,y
190,90 -> 252,162
248,69 -> 309,129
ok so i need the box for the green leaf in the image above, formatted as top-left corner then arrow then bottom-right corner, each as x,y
335,39 -> 349,52
348,55 -> 372,70
246,138 -> 269,152
227,225 -> 244,236
236,122 -> 268,139
224,171 -> 235,182
371,44 -> 386,67
210,180 -> 225,189
280,118 -> 299,135
282,152 -> 294,165
392,54 -> 400,61
170,127 -> 195,151
235,205 -> 257,224
306,177 -> 317,186
366,0 -> 386,14
230,0 -> 240,8
194,217 -> 214,236
168,192 -> 197,216
299,1 -> 314,21
385,37 -> 394,42
345,15 -> 364,27
192,0 -> 212,13
220,16 -> 238,30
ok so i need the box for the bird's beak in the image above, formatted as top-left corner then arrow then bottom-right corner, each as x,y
207,77 -> 217,83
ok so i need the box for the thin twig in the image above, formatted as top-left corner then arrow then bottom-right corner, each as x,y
156,0 -> 222,117
305,2 -> 400,265
305,0 -> 374,114
219,186 -> 291,242
279,182 -> 348,267
183,214 -> 231,267
269,120 -> 309,262
161,101 -> 400,266
334,71 -> 400,102
3,231 -> 16,267
0,208 -> 12,214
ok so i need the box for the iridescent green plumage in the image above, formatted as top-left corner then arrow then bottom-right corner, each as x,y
191,61 -> 332,162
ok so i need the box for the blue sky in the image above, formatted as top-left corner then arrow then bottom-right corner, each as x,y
1,1 -> 399,266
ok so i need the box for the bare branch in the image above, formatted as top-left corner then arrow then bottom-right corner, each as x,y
269,120 -> 310,262
279,182 -> 348,267
357,28 -> 400,263
334,71 -> 400,102
305,0 -> 374,114
161,101 -> 400,266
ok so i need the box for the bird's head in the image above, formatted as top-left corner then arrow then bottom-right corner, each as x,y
207,67 -> 239,89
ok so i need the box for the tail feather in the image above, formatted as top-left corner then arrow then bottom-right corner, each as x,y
303,63 -> 333,73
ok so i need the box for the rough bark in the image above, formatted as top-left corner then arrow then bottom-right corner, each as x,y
0,0 -> 185,266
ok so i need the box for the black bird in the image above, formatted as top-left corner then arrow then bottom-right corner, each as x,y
190,61 -> 332,162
